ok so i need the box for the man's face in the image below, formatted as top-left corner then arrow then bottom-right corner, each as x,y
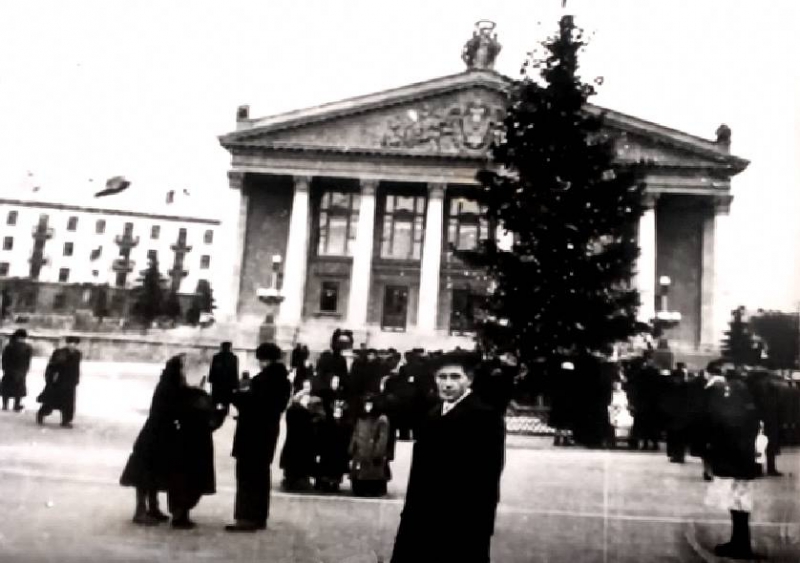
435,363 -> 471,403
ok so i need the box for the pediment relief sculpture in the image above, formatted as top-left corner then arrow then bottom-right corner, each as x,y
380,99 -> 505,154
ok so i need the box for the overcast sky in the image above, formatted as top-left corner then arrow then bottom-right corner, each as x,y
0,0 -> 798,311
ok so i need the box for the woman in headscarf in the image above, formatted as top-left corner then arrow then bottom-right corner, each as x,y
348,393 -> 391,497
280,380 -> 324,492
120,355 -> 186,526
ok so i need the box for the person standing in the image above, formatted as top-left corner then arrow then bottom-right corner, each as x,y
226,343 -> 291,532
349,393 -> 391,497
663,363 -> 690,463
1,328 -> 33,412
208,341 -> 239,416
36,335 -> 81,427
390,351 -> 505,563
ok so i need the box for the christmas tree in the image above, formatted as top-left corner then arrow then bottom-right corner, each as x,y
721,306 -> 758,367
458,15 -> 647,363
186,279 -> 215,325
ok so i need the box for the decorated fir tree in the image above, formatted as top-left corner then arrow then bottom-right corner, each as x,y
721,306 -> 758,367
186,279 -> 215,325
459,16 -> 647,363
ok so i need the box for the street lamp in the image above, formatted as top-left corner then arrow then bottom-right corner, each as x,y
256,254 -> 284,343
651,275 -> 681,370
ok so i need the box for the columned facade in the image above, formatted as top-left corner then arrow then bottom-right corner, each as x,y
278,175 -> 311,326
417,183 -> 445,333
346,179 -> 377,326
636,193 -> 658,324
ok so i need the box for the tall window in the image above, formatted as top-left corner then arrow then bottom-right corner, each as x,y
67,216 -> 78,231
447,196 -> 490,256
319,281 -> 339,313
96,219 -> 106,234
124,222 -> 134,237
317,191 -> 360,256
6,210 -> 17,225
0,262 -> 9,276
200,255 -> 210,269
58,268 -> 70,283
63,242 -> 74,256
380,194 -> 425,260
204,230 -> 213,244
2,237 -> 12,251
115,272 -> 127,288
147,249 -> 157,262
151,225 -> 160,240
178,228 -> 187,244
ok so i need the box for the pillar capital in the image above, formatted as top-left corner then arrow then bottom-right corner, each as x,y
227,170 -> 245,191
293,175 -> 312,192
642,191 -> 659,210
713,193 -> 733,215
427,182 -> 446,199
360,179 -> 379,196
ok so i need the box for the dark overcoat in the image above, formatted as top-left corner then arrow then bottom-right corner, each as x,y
391,392 -> 506,563
280,399 -> 319,478
231,362 -> 291,463
37,348 -> 81,411
1,339 -> 33,398
746,372 -> 782,455
703,378 -> 760,480
208,350 -> 239,405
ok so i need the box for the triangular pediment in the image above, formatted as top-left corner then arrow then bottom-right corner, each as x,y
220,70 -> 747,173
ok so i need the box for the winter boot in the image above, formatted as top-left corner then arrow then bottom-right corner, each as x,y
714,510 -> 762,560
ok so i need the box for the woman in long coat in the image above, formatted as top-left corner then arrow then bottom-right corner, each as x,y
120,355 -> 185,525
280,383 -> 323,492
349,394 -> 391,497
1,329 -> 33,412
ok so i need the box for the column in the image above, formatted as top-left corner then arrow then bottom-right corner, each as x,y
347,179 -> 378,326
226,170 -> 247,322
635,193 -> 658,324
417,183 -> 445,332
278,175 -> 311,326
710,195 -> 733,348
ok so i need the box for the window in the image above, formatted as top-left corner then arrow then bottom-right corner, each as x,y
380,194 -> 425,260
53,293 -> 67,310
6,210 -> 17,226
58,268 -> 70,283
63,242 -> 74,256
96,219 -> 106,234
2,237 -> 12,251
317,191 -> 360,256
124,222 -> 134,237
319,281 -> 339,313
67,216 -> 78,231
450,288 -> 482,335
178,228 -> 187,244
151,225 -> 160,240
115,272 -> 127,288
446,196 -> 490,260
0,262 -> 8,276
166,190 -> 175,204
204,230 -> 213,244
200,255 -> 210,269
147,249 -> 158,262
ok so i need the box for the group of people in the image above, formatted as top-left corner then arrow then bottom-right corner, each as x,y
117,332 -> 511,562
1,328 -> 84,427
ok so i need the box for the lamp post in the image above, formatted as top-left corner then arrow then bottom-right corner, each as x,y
256,254 -> 284,344
651,275 -> 681,371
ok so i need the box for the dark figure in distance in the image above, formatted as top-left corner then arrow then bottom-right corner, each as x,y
747,369 -> 783,477
208,341 -> 239,416
36,335 -> 82,427
390,351 -> 505,563
226,342 -> 291,532
662,363 -> 690,463
1,328 -> 33,412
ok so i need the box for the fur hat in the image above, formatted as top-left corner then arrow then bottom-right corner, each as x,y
12,329 -> 27,339
256,342 -> 282,362
65,335 -> 80,344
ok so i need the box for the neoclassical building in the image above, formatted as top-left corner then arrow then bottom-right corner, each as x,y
219,23 -> 748,357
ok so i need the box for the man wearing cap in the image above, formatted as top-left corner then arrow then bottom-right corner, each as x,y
226,342 -> 291,532
36,336 -> 82,427
1,328 -> 33,412
390,350 -> 506,563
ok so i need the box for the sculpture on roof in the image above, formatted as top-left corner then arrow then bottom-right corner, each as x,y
462,20 -> 502,71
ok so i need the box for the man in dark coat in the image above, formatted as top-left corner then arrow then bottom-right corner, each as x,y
747,369 -> 783,476
1,329 -> 33,412
208,341 -> 239,415
36,335 -> 81,427
226,342 -> 291,532
662,363 -> 690,463
390,350 -> 505,563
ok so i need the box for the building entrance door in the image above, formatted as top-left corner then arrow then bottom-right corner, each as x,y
381,285 -> 408,331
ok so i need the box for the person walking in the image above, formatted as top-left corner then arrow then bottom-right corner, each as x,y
36,336 -> 82,427
226,343 -> 291,532
390,350 -> 505,563
208,341 -> 239,416
1,328 -> 33,412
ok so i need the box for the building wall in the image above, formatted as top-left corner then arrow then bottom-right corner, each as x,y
237,175 -> 294,319
656,196 -> 705,346
0,199 -> 222,304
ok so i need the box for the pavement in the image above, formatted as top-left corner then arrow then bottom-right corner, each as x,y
0,360 -> 798,562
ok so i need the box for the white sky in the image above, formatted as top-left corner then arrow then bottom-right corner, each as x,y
0,0 -> 798,311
